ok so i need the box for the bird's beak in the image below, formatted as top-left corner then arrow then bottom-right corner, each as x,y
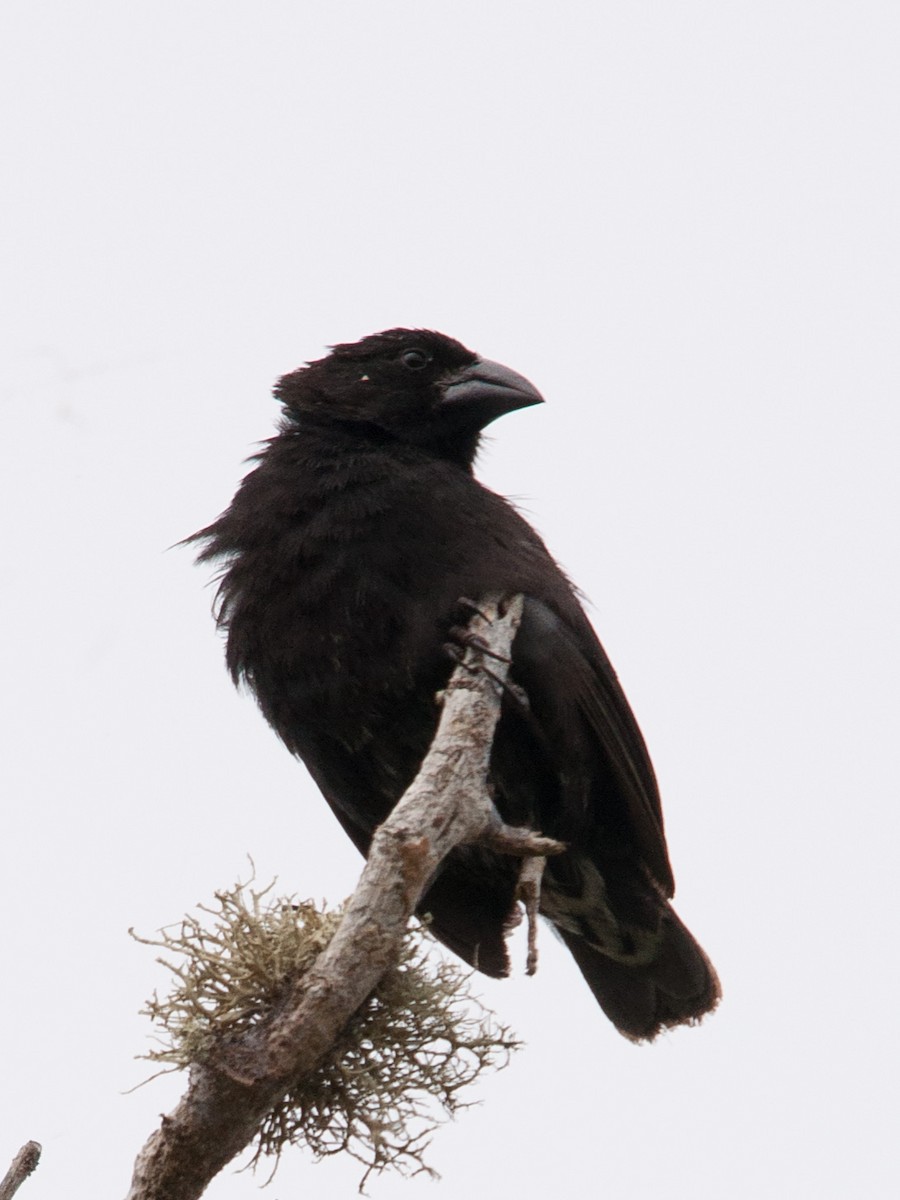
439,357 -> 544,426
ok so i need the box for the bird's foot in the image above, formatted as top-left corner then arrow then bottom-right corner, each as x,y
443,631 -> 531,713
446,624 -> 512,666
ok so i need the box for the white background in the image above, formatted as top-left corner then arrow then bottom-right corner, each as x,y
2,3 -> 898,1197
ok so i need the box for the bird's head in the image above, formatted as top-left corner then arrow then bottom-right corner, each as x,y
274,329 -> 543,465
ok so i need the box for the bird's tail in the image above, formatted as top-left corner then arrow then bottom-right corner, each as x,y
556,905 -> 721,1041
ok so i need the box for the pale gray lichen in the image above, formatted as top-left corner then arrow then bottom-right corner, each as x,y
133,876 -> 519,1188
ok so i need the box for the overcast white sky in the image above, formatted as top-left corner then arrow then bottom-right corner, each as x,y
2,3 -> 899,1197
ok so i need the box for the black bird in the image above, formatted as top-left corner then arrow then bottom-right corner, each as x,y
192,329 -> 720,1040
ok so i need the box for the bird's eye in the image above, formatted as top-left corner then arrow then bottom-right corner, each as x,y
400,348 -> 432,371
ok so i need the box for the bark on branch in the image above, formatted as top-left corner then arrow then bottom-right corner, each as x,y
126,592 -> 561,1200
0,1143 -> 41,1200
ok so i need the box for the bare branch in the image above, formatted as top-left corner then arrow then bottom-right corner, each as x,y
517,855 -> 547,976
0,1143 -> 41,1200
126,593 -> 562,1200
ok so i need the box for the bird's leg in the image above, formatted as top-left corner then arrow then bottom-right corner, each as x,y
517,855 -> 547,976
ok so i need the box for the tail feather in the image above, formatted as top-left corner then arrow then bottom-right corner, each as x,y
557,906 -> 721,1041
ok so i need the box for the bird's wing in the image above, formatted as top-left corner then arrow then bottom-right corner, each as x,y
512,598 -> 675,896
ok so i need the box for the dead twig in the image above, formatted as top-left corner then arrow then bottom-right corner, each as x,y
0,1143 -> 41,1200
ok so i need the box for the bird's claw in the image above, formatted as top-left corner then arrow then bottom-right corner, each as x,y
446,624 -> 512,666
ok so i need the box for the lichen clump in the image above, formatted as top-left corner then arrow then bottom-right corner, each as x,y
134,878 -> 519,1185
